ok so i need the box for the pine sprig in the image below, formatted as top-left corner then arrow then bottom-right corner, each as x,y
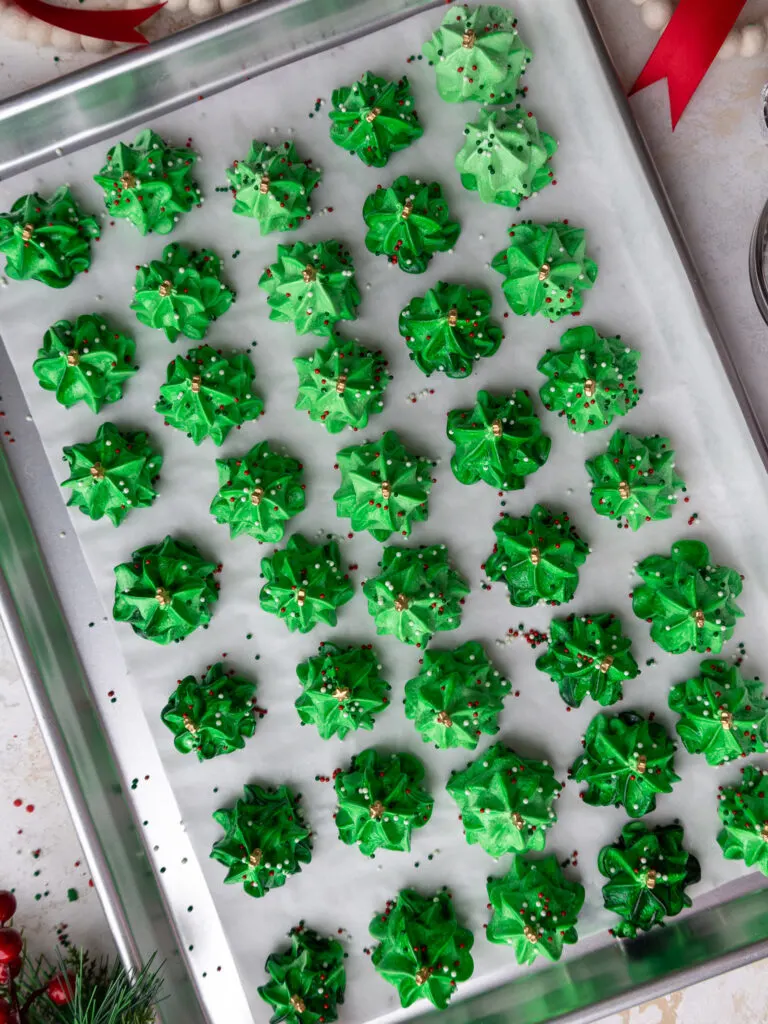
22,950 -> 162,1024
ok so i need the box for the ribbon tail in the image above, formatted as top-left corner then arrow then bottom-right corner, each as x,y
629,0 -> 747,128
12,0 -> 165,43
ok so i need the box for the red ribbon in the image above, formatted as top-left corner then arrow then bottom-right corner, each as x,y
13,0 -> 165,43
629,0 -> 748,128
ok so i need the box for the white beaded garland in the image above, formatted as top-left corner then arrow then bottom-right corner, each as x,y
50,24 -> 82,50
632,0 -> 768,61
641,0 -> 672,32
739,22 -> 766,58
1,0 -> 244,51
718,29 -> 741,62
2,8 -> 31,39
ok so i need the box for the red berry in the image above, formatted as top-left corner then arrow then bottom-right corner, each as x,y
0,930 -> 21,964
0,895 -> 15,927
47,972 -> 76,1006
0,998 -> 13,1024
0,958 -> 21,985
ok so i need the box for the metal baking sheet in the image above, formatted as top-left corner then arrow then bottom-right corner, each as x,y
2,1 -> 768,1022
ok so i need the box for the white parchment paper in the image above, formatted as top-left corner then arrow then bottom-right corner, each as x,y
3,3 -> 768,1021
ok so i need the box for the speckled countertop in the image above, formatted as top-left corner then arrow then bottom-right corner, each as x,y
2,2 -> 768,1021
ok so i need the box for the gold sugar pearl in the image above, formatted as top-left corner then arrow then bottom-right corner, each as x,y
720,709 -> 734,731
511,812 -> 525,830
401,198 -> 414,220
120,171 -> 136,189
67,350 -> 80,367
21,222 -> 34,242
249,848 -> 263,867
190,375 -> 202,393
381,481 -> 392,500
645,869 -> 658,890
336,372 -> 348,395
259,174 -> 270,194
394,593 -> 409,612
250,487 -> 264,506
436,710 -> 453,727
182,714 -> 197,735
462,28 -> 476,48
491,419 -> 503,437
618,481 -> 631,500
447,307 -> 458,328
296,588 -> 307,606
289,995 -> 306,1014
158,279 -> 173,298
692,608 -> 705,628
599,655 -> 614,673
302,264 -> 317,283
369,800 -> 385,820
155,587 -> 171,607
538,262 -> 551,282
583,378 -> 596,398
415,967 -> 433,986
366,106 -> 382,123
523,925 -> 539,944
89,462 -> 105,481
761,822 -> 768,841
529,547 -> 541,565
635,753 -> 648,774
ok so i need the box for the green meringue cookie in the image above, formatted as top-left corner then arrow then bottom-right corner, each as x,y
404,640 -> 511,750
61,421 -> 161,526
717,765 -> 768,877
259,239 -> 360,336
492,221 -> 597,320
93,129 -> 201,235
259,534 -> 353,634
538,326 -> 642,433
226,139 -> 321,234
423,4 -> 532,104
294,337 -> 390,433
369,888 -> 474,1010
334,748 -> 433,855
398,280 -> 503,378
112,535 -> 219,644
211,784 -> 311,898
536,612 -> 639,708
668,659 -> 768,765
0,186 -> 100,287
456,106 -> 556,207
632,540 -> 744,655
447,389 -> 550,490
132,242 -> 235,343
598,821 -> 700,940
486,855 -> 584,965
210,441 -> 305,543
586,430 -> 684,528
363,544 -> 469,647
333,430 -> 434,541
295,642 -> 390,740
329,71 -> 423,167
447,741 -> 562,857
571,710 -> 680,818
258,927 -> 345,1024
485,504 -> 589,607
362,175 -> 460,273
33,314 -> 137,413
160,662 -> 257,760
155,344 -> 263,446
